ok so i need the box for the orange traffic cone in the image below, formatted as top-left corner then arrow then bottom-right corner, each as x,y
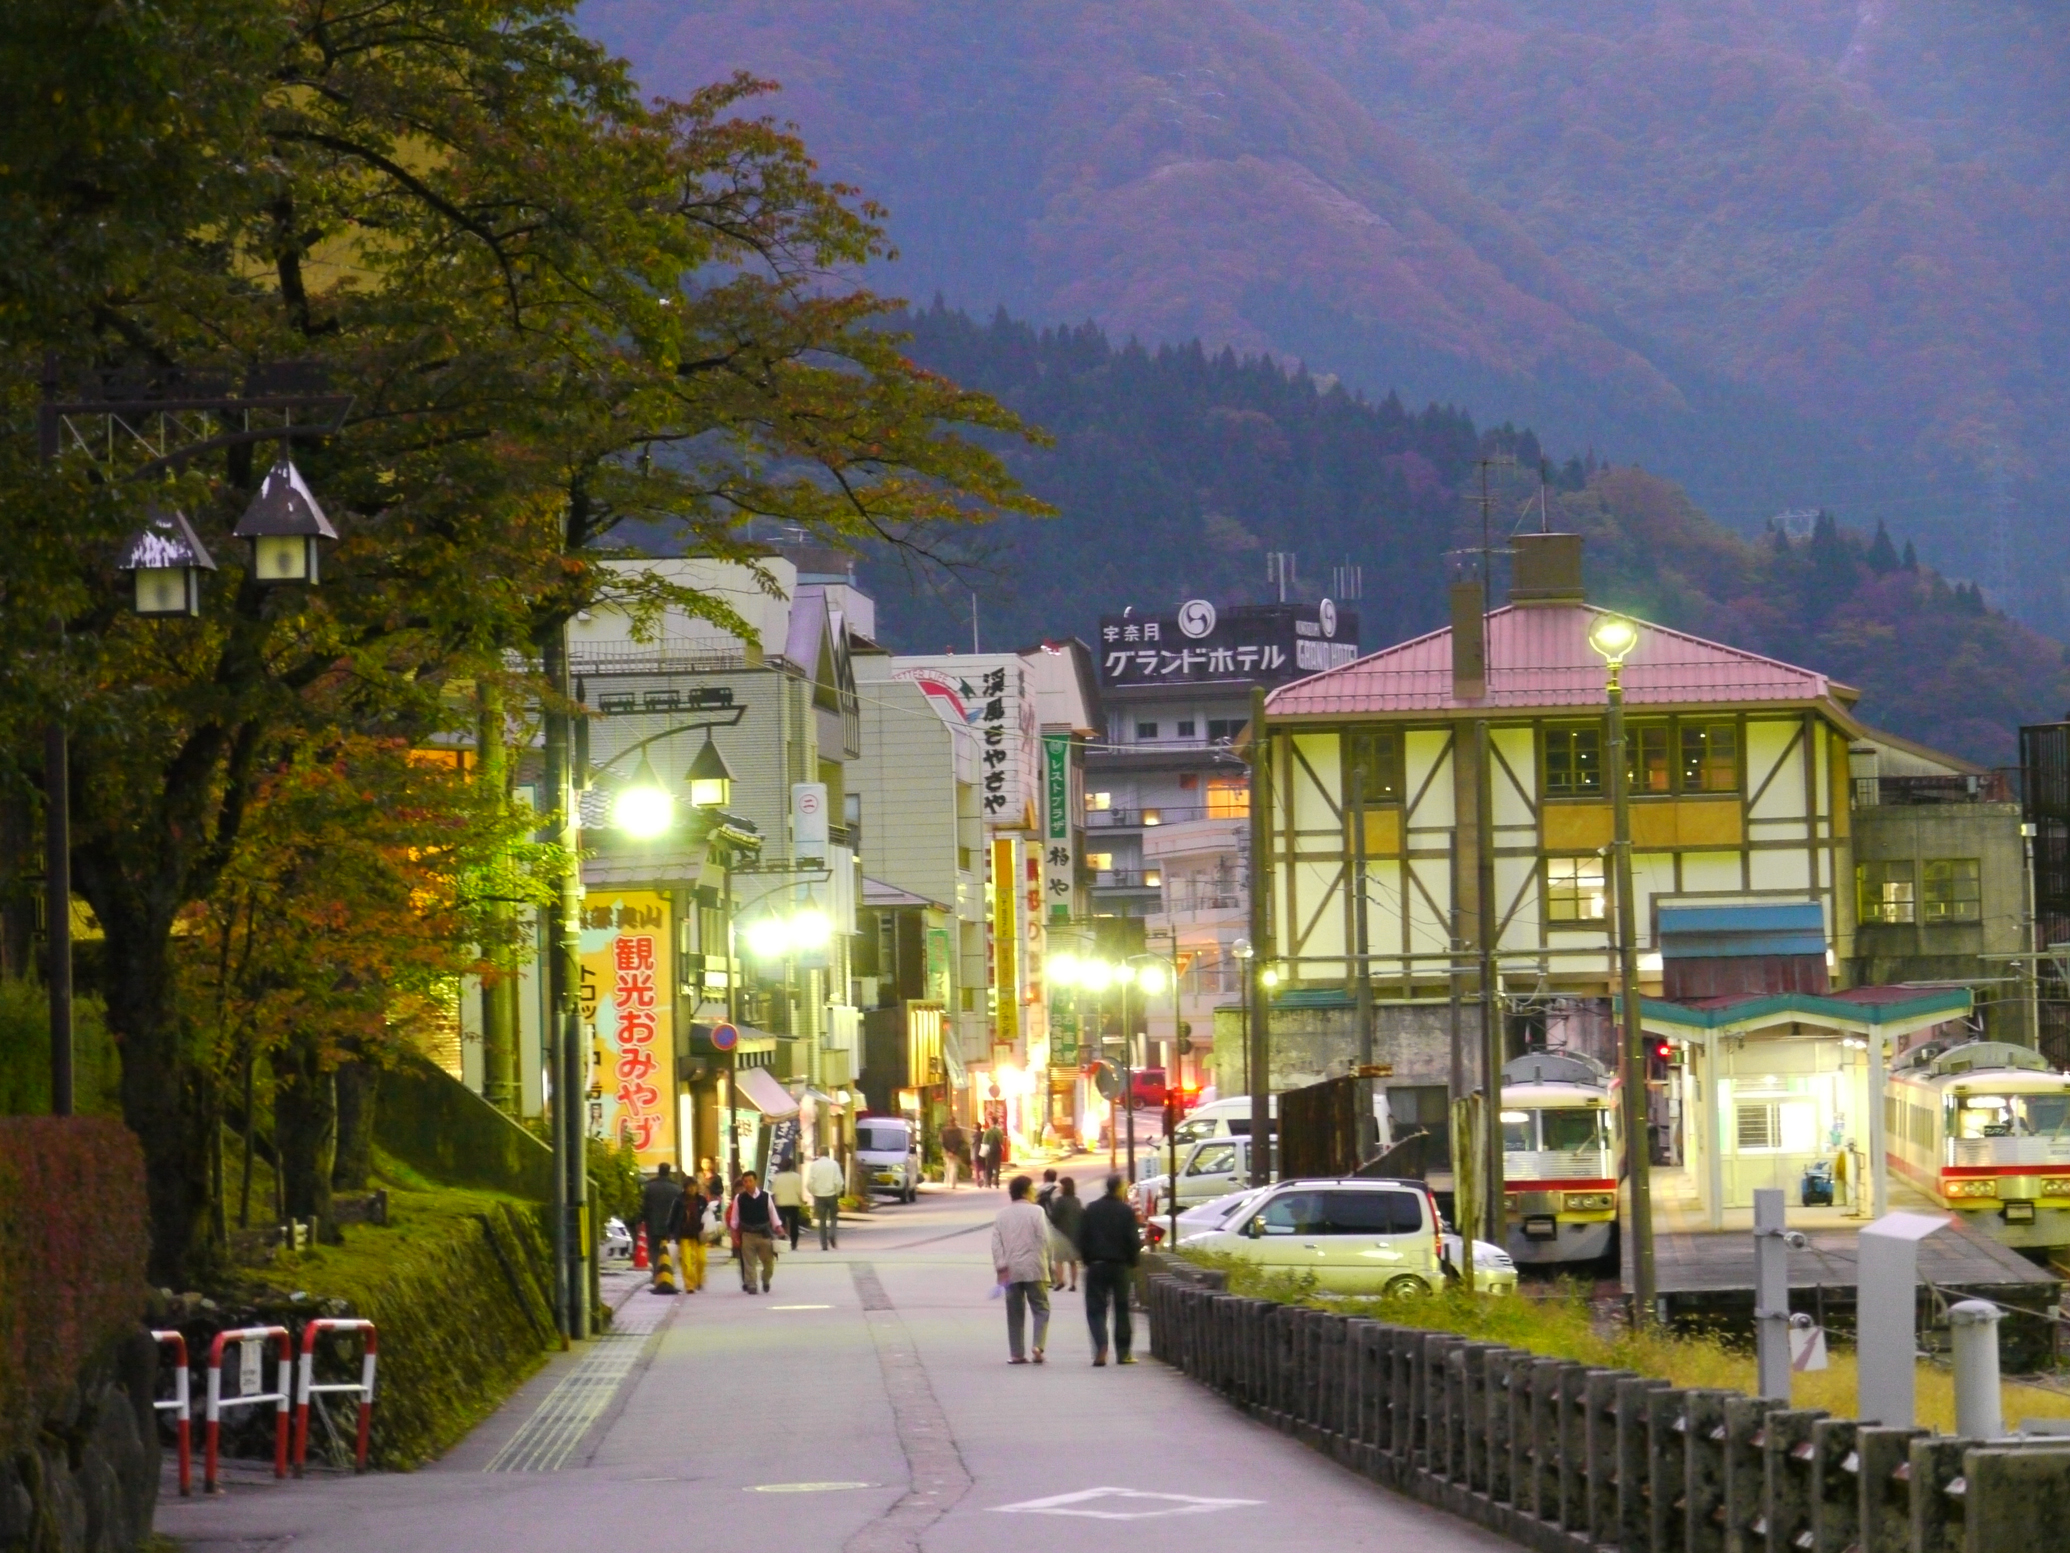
653,1239 -> 678,1295
632,1224 -> 649,1270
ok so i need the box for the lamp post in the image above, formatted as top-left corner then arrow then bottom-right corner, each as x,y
1587,611 -> 1656,1322
1123,954 -> 1173,1187
1232,937 -> 1254,1095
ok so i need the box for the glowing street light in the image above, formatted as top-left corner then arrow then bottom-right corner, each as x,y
1586,613 -> 1639,674
687,733 -> 734,810
611,751 -> 674,839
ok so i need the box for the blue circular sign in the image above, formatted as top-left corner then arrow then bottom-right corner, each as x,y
711,1022 -> 740,1052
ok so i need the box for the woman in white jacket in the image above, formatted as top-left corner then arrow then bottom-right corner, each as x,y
990,1174 -> 1054,1363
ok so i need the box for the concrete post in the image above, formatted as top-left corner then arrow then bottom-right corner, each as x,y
1856,1211 -> 1946,1427
1588,1371 -> 1635,1544
1807,1417 -> 1858,1553
1904,1436 -> 1973,1553
1761,1408 -> 1827,1553
1557,1363 -> 1591,1531
1753,1188 -> 1793,1402
1683,1389 -> 1731,1553
1854,1426 -> 1926,1553
1462,1346 -> 1499,1493
1531,1357 -> 1563,1518
1721,1395 -> 1780,1553
1964,1445 -> 2070,1553
1646,1388 -> 1686,1553
1949,1299 -> 2004,1440
1616,1376 -> 1670,1551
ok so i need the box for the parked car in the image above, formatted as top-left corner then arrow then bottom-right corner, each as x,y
1131,1136 -> 1254,1218
1441,1232 -> 1518,1296
1175,1186 -> 1271,1239
1178,1177 -> 1445,1297
856,1116 -> 921,1202
603,1216 -> 633,1260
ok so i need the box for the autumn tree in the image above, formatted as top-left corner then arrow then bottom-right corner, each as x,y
0,0 -> 1043,1284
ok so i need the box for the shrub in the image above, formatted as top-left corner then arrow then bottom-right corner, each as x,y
0,1117 -> 150,1458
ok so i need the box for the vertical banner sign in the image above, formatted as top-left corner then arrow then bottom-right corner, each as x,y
579,891 -> 676,1168
1042,733 -> 1075,924
792,782 -> 829,852
991,837 -> 1019,1048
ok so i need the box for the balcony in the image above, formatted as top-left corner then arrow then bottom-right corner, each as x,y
1854,772 -> 2018,807
1088,869 -> 1162,891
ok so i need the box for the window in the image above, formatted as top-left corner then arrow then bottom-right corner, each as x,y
1541,1109 -> 1610,1153
958,846 -> 973,872
1206,779 -> 1250,819
1858,860 -> 1917,924
1256,1190 -> 1328,1235
1185,1143 -> 1239,1177
1177,719 -> 1197,738
1320,1189 -> 1425,1236
1143,869 -> 1162,889
1627,721 -> 1671,794
1140,807 -> 1163,826
1922,858 -> 1981,923
1500,1109 -> 1534,1152
1207,718 -> 1247,743
1680,721 -> 1738,792
1086,852 -> 1113,872
1343,728 -> 1404,802
1547,857 -> 1607,923
1545,725 -> 1603,796
1178,772 -> 1199,790
1135,721 -> 1159,740
1736,1102 -> 1780,1151
1085,791 -> 1111,812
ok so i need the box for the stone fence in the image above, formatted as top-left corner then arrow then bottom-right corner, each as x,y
1145,1269 -> 2070,1553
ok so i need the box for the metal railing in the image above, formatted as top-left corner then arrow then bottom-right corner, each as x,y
1855,772 -> 2018,807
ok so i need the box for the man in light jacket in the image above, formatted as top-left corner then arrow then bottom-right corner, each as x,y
989,1174 -> 1053,1364
806,1149 -> 845,1250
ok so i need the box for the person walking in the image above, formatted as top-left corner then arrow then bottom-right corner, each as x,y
678,1172 -> 709,1292
939,1122 -> 969,1190
989,1175 -> 1053,1365
806,1148 -> 845,1249
770,1156 -> 806,1251
1079,1172 -> 1141,1365
1035,1168 -> 1059,1211
640,1164 -> 685,1295
979,1122 -> 1004,1188
1046,1175 -> 1085,1293
729,1170 -> 780,1294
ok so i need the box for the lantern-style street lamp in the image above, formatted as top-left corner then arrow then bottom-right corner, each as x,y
688,734 -> 734,810
117,505 -> 217,617
234,454 -> 337,583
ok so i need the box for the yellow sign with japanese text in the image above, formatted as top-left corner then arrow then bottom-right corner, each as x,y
578,890 -> 675,1168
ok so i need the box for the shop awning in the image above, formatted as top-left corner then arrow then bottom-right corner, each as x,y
735,1064 -> 801,1119
795,1086 -> 848,1112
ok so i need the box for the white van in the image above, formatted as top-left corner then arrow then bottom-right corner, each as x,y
855,1116 -> 920,1202
1132,1135 -> 1254,1218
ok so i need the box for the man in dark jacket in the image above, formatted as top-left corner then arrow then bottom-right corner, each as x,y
1078,1172 -> 1141,1365
641,1164 -> 685,1294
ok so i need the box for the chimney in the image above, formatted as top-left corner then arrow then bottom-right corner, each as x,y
1450,578 -> 1486,701
1509,531 -> 1585,605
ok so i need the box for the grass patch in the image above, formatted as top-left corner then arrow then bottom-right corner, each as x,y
1180,1252 -> 2070,1435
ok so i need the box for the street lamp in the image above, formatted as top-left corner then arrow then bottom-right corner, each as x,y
116,505 -> 216,617
1232,938 -> 1254,1094
611,751 -> 675,839
687,734 -> 733,810
233,454 -> 337,584
1587,610 -> 1656,1322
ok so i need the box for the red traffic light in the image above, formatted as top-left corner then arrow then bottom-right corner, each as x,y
1651,1040 -> 1673,1062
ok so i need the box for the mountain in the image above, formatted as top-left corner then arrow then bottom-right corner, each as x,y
585,0 -> 2070,628
865,304 -> 2066,766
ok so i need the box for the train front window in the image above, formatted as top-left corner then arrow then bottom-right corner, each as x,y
1951,1094 -> 2070,1139
1541,1109 -> 1610,1153
1501,1111 -> 1534,1152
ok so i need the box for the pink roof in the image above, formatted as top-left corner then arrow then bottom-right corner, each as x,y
1267,604 -> 1838,717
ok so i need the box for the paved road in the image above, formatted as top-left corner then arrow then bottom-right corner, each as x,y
162,1177 -> 1509,1551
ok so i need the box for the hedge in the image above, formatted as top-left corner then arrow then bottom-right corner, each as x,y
0,1118 -> 150,1459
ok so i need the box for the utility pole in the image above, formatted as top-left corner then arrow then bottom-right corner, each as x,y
1246,686 -> 1272,1186
542,625 -> 589,1341
1605,655 -> 1657,1320
1350,764 -> 1376,1158
1476,719 -> 1502,1252
44,722 -> 71,1116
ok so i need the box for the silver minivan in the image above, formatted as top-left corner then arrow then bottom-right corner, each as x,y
855,1116 -> 920,1202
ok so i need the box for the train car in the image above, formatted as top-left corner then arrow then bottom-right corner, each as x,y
1499,1050 -> 1621,1267
1885,1039 -> 2070,1249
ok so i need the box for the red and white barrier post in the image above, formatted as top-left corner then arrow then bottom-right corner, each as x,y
204,1325 -> 292,1492
292,1319 -> 378,1475
150,1330 -> 192,1497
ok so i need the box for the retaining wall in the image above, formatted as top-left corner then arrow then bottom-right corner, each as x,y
1146,1270 -> 2070,1553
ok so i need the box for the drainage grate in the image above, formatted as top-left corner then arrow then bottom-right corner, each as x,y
483,1295 -> 673,1472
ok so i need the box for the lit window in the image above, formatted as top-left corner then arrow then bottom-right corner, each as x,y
1923,858 -> 1981,923
1545,725 -> 1602,796
1342,728 -> 1404,802
1736,1102 -> 1780,1151
1144,869 -> 1162,889
1627,722 -> 1671,793
1547,858 -> 1606,922
1141,808 -> 1163,826
1087,853 -> 1114,872
1680,721 -> 1738,792
1206,779 -> 1249,819
1858,860 -> 1916,924
1135,721 -> 1158,740
1085,791 -> 1112,811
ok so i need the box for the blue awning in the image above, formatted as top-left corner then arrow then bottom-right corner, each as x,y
1658,901 -> 1825,959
